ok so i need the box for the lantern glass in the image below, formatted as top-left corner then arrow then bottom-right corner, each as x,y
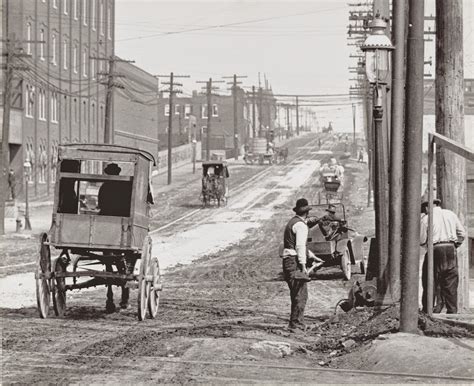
365,48 -> 390,84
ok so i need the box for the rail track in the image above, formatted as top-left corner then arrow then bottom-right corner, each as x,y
3,349 -> 473,383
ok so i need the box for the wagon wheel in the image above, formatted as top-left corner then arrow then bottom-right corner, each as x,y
137,236 -> 152,321
148,257 -> 162,318
36,233 -> 51,318
52,257 -> 67,317
340,247 -> 351,281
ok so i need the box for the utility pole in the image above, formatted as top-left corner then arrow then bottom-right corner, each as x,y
157,72 -> 190,184
252,86 -> 257,138
388,0 -> 407,303
197,78 -> 224,161
285,105 -> 290,138
94,56 -> 135,144
223,74 -> 247,160
295,96 -> 300,136
0,38 -> 14,236
352,103 -> 356,155
258,87 -> 263,137
435,0 -> 468,311
400,0 -> 424,333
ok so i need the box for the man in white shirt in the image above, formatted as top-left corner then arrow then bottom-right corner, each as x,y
420,199 -> 466,314
281,198 -> 323,332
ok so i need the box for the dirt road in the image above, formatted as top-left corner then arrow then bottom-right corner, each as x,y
2,134 -> 472,383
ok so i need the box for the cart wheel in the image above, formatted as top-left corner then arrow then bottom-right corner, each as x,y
148,257 -> 161,318
36,233 -> 51,318
52,257 -> 67,317
137,236 -> 152,321
340,247 -> 351,281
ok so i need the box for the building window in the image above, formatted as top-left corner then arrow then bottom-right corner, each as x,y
107,6 -> 112,40
91,0 -> 96,30
174,104 -> 180,115
39,89 -> 46,121
73,44 -> 78,73
25,85 -> 35,118
26,23 -> 32,55
63,39 -> 68,69
83,100 -> 87,122
185,104 -> 191,118
51,93 -> 58,123
39,29 -> 45,60
164,104 -> 170,116
201,126 -> 207,135
82,48 -> 88,77
91,102 -> 96,128
201,104 -> 208,119
91,56 -> 95,79
99,0 -> 104,35
63,0 -> 68,14
82,0 -> 87,26
100,105 -> 104,128
73,0 -> 78,19
74,98 -> 78,122
63,95 -> 68,122
51,33 -> 57,65
212,104 -> 218,117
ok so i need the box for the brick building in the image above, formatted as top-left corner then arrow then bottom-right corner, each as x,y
156,86 -> 277,159
1,0 -> 114,197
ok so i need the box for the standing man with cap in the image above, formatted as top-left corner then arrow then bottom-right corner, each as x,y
281,198 -> 323,332
420,199 -> 466,313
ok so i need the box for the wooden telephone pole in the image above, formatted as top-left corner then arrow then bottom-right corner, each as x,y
223,74 -> 247,160
94,56 -> 135,144
157,72 -> 190,184
435,0 -> 468,311
197,78 -> 224,161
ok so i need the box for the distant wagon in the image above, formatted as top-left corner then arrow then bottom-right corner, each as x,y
201,160 -> 229,207
35,144 -> 162,321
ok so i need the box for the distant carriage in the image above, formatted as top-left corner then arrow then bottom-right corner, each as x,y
201,161 -> 229,207
244,138 -> 274,165
35,144 -> 162,321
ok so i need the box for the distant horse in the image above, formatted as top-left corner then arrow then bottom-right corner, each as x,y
201,176 -> 225,207
275,147 -> 288,164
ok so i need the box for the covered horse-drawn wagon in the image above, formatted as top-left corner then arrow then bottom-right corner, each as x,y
201,160 -> 229,207
35,144 -> 162,321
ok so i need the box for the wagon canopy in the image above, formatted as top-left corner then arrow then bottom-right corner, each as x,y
59,143 -> 156,166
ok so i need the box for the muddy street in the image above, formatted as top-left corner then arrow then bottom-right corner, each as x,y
2,134 -> 472,384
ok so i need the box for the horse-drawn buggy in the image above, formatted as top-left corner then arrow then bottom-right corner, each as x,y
35,144 -> 162,321
318,158 -> 344,204
306,203 -> 366,280
201,161 -> 229,207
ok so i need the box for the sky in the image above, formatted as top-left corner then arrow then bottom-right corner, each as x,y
114,0 -> 474,132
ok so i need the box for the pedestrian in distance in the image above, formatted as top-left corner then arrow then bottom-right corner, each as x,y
420,199 -> 466,314
8,168 -> 16,200
281,198 -> 323,332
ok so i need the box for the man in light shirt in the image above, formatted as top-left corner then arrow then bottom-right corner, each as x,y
281,198 -> 323,332
420,199 -> 466,314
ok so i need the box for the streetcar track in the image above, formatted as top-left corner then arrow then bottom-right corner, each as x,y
3,350 -> 473,382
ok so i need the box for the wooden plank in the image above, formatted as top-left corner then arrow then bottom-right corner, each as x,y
430,132 -> 474,161
59,172 -> 133,182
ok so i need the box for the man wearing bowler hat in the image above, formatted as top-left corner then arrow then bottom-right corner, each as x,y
281,198 -> 323,332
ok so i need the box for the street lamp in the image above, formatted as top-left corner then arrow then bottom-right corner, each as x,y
361,15 -> 394,305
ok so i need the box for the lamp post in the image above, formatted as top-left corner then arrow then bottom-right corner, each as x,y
361,16 -> 394,304
23,161 -> 32,231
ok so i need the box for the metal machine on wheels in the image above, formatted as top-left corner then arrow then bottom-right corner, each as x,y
306,203 -> 366,281
35,144 -> 162,321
